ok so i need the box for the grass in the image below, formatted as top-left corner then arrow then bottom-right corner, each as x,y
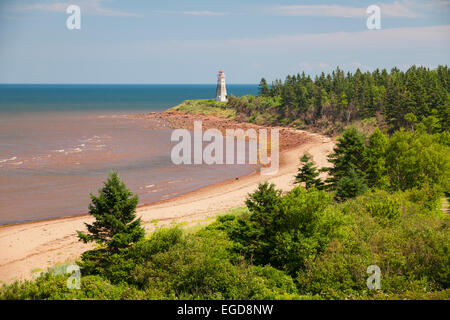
183,207 -> 249,235
31,268 -> 43,274
169,99 -> 236,119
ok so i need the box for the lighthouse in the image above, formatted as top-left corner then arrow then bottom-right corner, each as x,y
215,70 -> 228,102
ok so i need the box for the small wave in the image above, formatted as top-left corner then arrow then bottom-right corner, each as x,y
145,184 -> 155,189
0,156 -> 17,163
68,148 -> 82,153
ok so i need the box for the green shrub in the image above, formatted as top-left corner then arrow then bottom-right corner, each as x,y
365,190 -> 401,222
223,184 -> 348,275
130,229 -> 303,299
297,192 -> 449,299
403,183 -> 441,212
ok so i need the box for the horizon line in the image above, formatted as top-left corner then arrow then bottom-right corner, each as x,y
0,83 -> 259,85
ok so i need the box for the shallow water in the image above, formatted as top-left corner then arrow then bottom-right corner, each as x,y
0,85 -> 258,224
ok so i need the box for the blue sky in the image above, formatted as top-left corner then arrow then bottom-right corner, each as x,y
0,0 -> 449,84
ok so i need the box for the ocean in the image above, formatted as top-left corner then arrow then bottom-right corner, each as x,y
0,84 -> 258,225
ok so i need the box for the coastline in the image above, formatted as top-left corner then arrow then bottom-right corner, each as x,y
0,111 -> 335,284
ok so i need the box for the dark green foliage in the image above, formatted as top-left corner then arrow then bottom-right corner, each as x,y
335,169 -> 369,202
225,184 -> 346,275
76,172 -> 145,281
295,154 -> 324,190
325,127 -> 449,195
326,127 -> 367,187
227,66 -> 449,133
2,186 -> 448,300
77,171 -> 145,251
245,182 -> 283,218
258,78 -> 270,96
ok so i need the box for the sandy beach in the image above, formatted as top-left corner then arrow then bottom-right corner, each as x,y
0,113 -> 334,284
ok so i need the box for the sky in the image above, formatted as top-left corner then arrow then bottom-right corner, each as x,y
0,0 -> 449,84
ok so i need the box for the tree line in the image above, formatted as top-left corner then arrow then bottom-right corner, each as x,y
228,65 -> 449,133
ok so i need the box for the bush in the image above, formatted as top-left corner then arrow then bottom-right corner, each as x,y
130,229 -> 303,299
365,190 -> 401,222
0,274 -> 152,300
222,185 -> 348,275
297,191 -> 449,299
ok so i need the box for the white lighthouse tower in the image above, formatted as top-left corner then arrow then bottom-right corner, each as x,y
215,70 -> 228,102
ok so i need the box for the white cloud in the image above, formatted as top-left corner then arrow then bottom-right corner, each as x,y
298,61 -> 330,72
271,4 -> 366,18
9,0 -> 141,17
180,11 -> 228,16
269,1 -> 423,18
224,25 -> 450,51
154,10 -> 228,16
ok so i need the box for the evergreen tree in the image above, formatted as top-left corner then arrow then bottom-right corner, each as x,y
326,127 -> 367,187
258,78 -> 270,96
224,66 -> 449,132
77,171 -> 145,252
295,154 -> 324,190
335,169 -> 368,202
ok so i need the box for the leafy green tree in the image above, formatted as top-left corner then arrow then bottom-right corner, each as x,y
420,114 -> 441,134
404,113 -> 417,132
77,171 -> 145,252
335,169 -> 369,202
385,130 -> 450,191
295,154 -> 324,190
365,128 -> 389,188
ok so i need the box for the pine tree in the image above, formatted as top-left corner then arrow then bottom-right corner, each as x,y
258,78 -> 270,96
335,169 -> 368,202
326,127 -> 367,187
77,171 -> 145,252
295,154 -> 324,190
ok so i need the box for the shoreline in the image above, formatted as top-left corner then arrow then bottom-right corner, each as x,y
0,111 -> 335,284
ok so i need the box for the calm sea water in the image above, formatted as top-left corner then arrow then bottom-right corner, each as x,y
0,84 -> 258,113
0,84 -> 258,225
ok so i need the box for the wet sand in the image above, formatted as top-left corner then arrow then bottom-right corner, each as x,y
0,113 -> 335,284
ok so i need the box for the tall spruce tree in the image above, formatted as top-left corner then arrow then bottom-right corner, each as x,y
335,168 -> 368,202
326,126 -> 367,187
258,78 -> 270,96
77,171 -> 145,252
295,154 -> 324,190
